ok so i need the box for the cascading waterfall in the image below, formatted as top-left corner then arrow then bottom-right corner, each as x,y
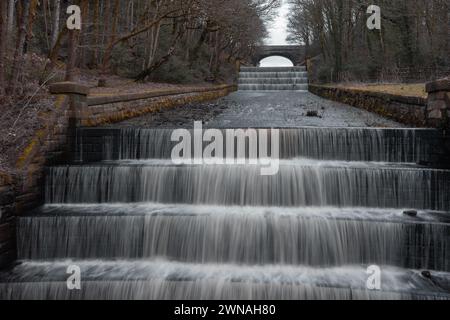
17,204 -> 449,271
1,92 -> 450,299
238,66 -> 308,91
1,261 -> 449,300
45,162 -> 450,210
80,127 -> 434,163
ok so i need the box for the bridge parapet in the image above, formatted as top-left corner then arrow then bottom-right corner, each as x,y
251,45 -> 305,66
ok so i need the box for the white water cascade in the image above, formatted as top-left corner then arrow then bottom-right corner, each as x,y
1,125 -> 450,299
238,66 -> 308,91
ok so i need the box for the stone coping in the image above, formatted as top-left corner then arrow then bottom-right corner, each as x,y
49,82 -> 90,95
49,82 -> 236,106
309,84 -> 427,106
87,85 -> 235,106
426,79 -> 450,93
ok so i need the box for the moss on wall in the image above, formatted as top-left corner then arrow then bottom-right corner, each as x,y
309,85 -> 427,127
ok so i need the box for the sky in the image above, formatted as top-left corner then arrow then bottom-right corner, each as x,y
260,1 -> 293,67
266,1 -> 290,45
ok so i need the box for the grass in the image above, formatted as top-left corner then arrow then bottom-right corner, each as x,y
328,83 -> 427,98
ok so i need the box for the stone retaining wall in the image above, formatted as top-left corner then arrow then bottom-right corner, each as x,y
49,83 -> 236,127
309,84 -> 427,127
0,172 -> 15,269
84,87 -> 234,127
426,79 -> 450,128
0,84 -> 236,269
0,95 -> 71,269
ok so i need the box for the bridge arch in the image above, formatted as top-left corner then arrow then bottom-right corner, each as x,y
251,45 -> 305,66
259,56 -> 294,67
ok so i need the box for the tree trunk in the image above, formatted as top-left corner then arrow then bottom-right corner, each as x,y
446,2 -> 450,67
92,0 -> 100,67
7,0 -> 14,44
99,0 -> 120,86
190,26 -> 209,65
0,0 -> 8,95
8,0 -> 30,95
51,0 -> 60,48
78,0 -> 88,68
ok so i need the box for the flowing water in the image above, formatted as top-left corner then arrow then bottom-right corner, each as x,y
238,67 -> 308,91
77,127 -> 434,163
1,69 -> 450,300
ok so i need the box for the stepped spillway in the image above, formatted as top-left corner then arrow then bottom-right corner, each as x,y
2,261 -> 449,300
77,127 -> 437,163
238,66 -> 308,91
45,161 -> 450,210
1,121 -> 450,298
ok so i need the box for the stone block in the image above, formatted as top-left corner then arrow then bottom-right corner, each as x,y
428,100 -> 447,111
0,241 -> 13,255
426,79 -> 450,93
0,222 -> 13,243
428,109 -> 443,119
0,204 -> 14,221
49,82 -> 90,96
0,190 -> 14,206
0,250 -> 16,269
428,91 -> 448,101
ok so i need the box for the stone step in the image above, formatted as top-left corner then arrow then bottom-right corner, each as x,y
45,161 -> 450,210
238,78 -> 309,85
238,84 -> 309,91
17,204 -> 450,270
74,127 -> 441,164
239,72 -> 308,78
1,260 -> 449,300
240,66 -> 306,72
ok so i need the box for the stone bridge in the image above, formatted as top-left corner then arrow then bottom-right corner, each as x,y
251,45 -> 306,66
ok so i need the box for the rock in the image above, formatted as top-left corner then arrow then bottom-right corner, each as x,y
403,210 -> 418,217
421,270 -> 432,279
97,79 -> 107,88
306,110 -> 319,117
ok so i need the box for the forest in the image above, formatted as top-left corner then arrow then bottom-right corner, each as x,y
0,0 -> 280,98
0,0 -> 279,170
287,0 -> 450,82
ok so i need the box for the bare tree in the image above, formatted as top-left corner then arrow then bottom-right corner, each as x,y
0,0 -> 8,95
7,0 -> 14,44
287,0 -> 450,82
51,0 -> 60,48
8,0 -> 31,95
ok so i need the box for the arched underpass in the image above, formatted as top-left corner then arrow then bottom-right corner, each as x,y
251,45 -> 305,66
